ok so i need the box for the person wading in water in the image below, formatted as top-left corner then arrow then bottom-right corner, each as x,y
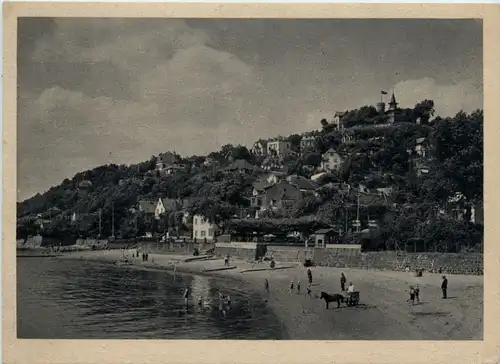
183,288 -> 189,306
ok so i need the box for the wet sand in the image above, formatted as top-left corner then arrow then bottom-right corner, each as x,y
59,249 -> 483,340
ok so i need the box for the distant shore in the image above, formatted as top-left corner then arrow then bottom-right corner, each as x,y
55,249 -> 483,340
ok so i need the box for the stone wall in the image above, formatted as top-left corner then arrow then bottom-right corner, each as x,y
266,246 -> 314,262
137,241 -> 215,255
313,245 -> 362,268
76,238 -> 109,249
311,247 -> 483,276
215,242 -> 258,262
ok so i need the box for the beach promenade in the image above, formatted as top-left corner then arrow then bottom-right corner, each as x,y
59,250 -> 483,340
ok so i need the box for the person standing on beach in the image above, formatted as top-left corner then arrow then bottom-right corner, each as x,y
290,280 -> 294,293
407,286 -> 416,305
307,284 -> 312,297
415,284 -> 420,303
441,276 -> 448,299
307,269 -> 313,285
224,255 -> 229,267
297,280 -> 301,294
265,279 -> 269,293
340,273 -> 347,292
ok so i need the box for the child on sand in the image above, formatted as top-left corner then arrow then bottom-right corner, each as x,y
307,284 -> 312,297
297,280 -> 301,294
407,286 -> 416,305
290,280 -> 294,293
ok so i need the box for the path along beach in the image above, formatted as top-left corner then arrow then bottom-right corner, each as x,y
59,250 -> 483,340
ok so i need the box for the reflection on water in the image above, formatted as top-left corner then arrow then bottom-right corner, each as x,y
17,258 -> 285,339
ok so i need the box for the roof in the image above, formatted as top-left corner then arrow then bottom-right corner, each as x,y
287,175 -> 317,191
357,193 -> 388,207
334,111 -> 347,117
161,198 -> 179,211
253,139 -> 268,147
253,180 -> 273,191
416,137 -> 427,144
389,92 -> 398,106
138,200 -> 156,214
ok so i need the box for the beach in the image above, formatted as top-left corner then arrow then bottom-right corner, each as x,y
59,249 -> 483,340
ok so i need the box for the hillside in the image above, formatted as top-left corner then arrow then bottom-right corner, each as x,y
17,104 -> 483,252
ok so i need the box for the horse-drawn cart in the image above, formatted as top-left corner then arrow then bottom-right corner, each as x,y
344,291 -> 360,307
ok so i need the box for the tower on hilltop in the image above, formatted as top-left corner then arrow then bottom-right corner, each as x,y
388,92 -> 398,110
386,91 -> 404,124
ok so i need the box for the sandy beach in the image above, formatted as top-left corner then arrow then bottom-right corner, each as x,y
59,249 -> 483,340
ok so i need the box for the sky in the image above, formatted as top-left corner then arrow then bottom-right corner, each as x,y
17,18 -> 483,201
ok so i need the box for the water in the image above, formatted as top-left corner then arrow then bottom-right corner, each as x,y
17,257 -> 285,339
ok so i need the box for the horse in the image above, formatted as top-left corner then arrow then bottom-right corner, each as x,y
319,291 -> 345,309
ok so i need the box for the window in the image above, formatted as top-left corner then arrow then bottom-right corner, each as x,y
208,230 -> 213,237
194,218 -> 197,225
200,217 -> 205,224
195,231 -> 198,237
201,231 -> 206,237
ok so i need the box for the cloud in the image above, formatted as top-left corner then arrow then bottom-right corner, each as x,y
391,77 -> 483,117
17,19 -> 483,201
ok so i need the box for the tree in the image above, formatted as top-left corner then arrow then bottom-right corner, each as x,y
430,110 -> 483,206
288,134 -> 302,152
303,152 -> 322,167
413,100 -> 435,125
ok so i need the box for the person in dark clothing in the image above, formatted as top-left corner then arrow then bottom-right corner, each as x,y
340,273 -> 347,292
415,285 -> 420,304
264,279 -> 269,293
441,276 -> 448,299
307,269 -> 313,285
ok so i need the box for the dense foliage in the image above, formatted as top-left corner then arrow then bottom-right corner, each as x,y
17,102 -> 483,252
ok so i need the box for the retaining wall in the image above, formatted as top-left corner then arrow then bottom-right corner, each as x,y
312,247 -> 483,275
211,242 -> 483,275
313,245 -> 362,268
266,246 -> 314,262
137,241 -> 215,255
214,242 -> 258,262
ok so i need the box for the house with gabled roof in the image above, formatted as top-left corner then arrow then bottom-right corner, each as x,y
252,139 -> 268,156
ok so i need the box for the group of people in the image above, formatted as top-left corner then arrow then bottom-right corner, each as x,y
406,275 -> 449,305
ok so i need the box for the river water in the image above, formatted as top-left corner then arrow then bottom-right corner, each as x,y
17,257 -> 285,339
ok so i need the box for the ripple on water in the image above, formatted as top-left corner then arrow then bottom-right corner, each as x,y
17,257 -> 284,339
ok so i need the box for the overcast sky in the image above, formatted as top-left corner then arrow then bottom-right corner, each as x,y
17,18 -> 482,201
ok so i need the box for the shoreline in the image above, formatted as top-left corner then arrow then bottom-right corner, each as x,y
53,249 -> 483,340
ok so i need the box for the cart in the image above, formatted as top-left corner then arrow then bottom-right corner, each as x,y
344,291 -> 360,307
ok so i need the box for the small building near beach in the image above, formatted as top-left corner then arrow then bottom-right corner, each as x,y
192,214 -> 222,241
313,228 -> 337,247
